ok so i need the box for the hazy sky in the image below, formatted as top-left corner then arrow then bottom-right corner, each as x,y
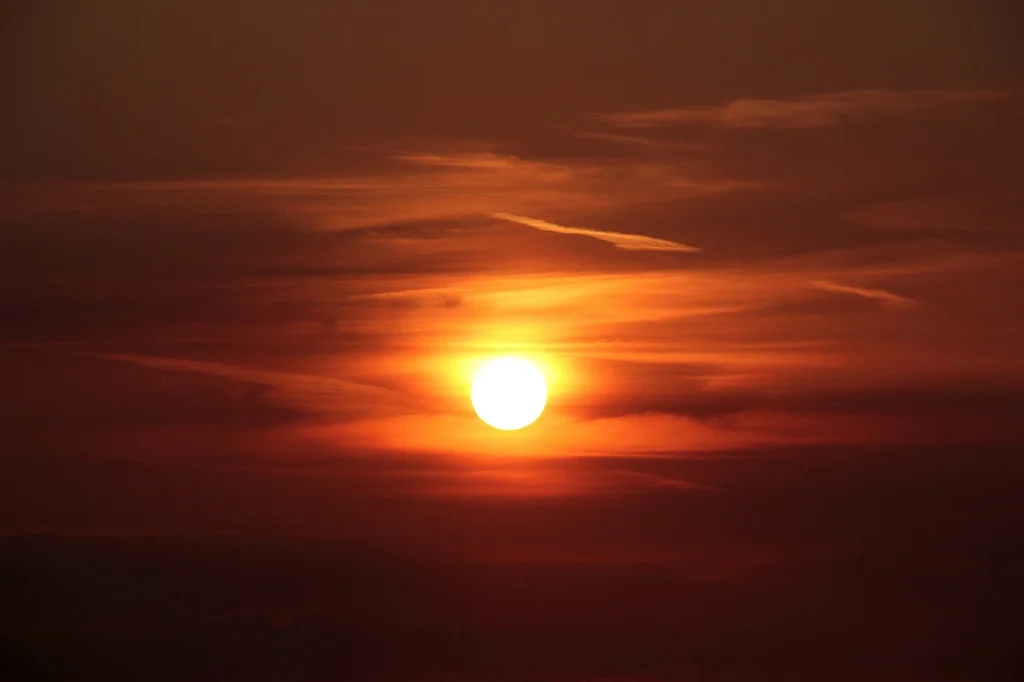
2,0 -> 1023,539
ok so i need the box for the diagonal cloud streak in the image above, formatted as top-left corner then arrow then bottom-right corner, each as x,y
811,280 -> 916,308
90,353 -> 396,397
561,129 -> 706,151
612,469 -> 719,492
7,345 -> 421,418
492,213 -> 701,253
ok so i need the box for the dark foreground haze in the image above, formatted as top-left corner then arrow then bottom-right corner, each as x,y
3,445 -> 1022,681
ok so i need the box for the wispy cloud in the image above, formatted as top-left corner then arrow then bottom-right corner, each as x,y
843,191 -> 1024,233
390,152 -> 525,169
596,88 -> 1007,129
8,150 -> 750,230
51,349 -> 420,418
811,280 -> 916,308
612,469 -> 718,492
561,129 -> 706,151
491,213 -> 701,252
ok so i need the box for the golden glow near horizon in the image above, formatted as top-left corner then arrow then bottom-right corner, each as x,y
471,357 -> 548,431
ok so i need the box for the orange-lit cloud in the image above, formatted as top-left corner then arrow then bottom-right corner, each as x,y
810,280 -> 916,308
491,213 -> 701,252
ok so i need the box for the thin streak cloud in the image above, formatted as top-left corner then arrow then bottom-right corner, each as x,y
612,469 -> 718,492
596,88 -> 1008,129
561,130 -> 706,151
45,349 -> 420,418
811,280 -> 916,308
492,213 -> 701,253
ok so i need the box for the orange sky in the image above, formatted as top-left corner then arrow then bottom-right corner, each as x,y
3,0 -> 1024,507
6,6 -> 1024,681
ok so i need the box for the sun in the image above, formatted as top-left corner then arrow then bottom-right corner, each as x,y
471,357 -> 548,431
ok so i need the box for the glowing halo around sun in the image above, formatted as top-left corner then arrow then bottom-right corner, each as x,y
471,357 -> 548,430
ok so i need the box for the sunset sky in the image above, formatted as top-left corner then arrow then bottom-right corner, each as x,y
2,2 -> 1023,680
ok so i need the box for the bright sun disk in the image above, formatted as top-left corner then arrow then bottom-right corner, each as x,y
471,357 -> 547,430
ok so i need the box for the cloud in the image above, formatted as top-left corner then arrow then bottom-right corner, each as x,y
560,129 -> 706,151
810,280 -> 916,308
7,150 -> 751,231
491,213 -> 701,252
611,469 -> 718,492
390,152 -> 524,169
596,88 -> 1008,129
843,192 -> 1024,233
20,347 -> 421,419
